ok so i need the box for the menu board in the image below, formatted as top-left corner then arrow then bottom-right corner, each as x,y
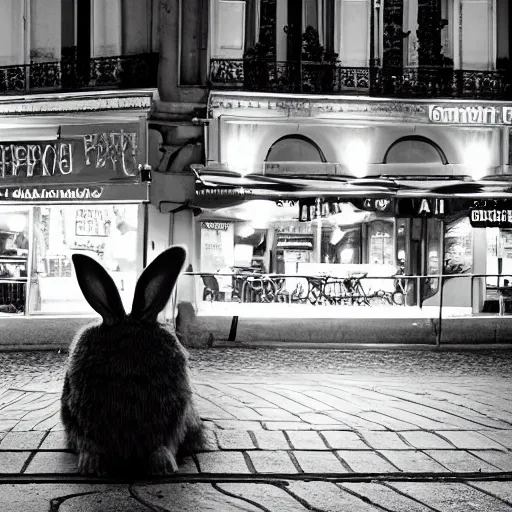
200,221 -> 234,272
75,208 -> 111,237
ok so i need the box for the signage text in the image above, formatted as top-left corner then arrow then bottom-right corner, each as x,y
83,131 -> 138,176
196,187 -> 251,197
0,129 -> 139,180
470,208 -> 512,225
201,221 -> 231,231
0,187 -> 104,201
429,105 -> 512,125
0,142 -> 73,178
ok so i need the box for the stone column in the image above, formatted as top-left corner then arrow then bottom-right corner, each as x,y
157,0 -> 179,101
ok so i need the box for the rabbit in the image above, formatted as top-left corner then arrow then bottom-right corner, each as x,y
61,245 -> 205,476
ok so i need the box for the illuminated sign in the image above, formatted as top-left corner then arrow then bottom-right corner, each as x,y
196,187 -> 251,197
429,105 -> 512,125
201,221 -> 231,231
83,131 -> 138,176
469,201 -> 512,227
355,198 -> 446,217
0,142 -> 73,178
0,187 -> 104,201
0,125 -> 140,181
195,187 -> 254,209
396,198 -> 445,216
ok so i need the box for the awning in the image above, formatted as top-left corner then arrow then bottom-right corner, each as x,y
191,164 -> 512,210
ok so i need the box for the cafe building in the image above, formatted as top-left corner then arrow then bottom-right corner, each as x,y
0,90 -> 157,321
186,91 -> 512,318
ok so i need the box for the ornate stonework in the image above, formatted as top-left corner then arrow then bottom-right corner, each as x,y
209,92 -> 512,125
209,92 -> 429,121
0,92 -> 154,116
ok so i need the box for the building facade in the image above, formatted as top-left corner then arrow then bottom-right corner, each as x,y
181,0 -> 512,322
1,1 -> 512,343
0,0 -> 210,341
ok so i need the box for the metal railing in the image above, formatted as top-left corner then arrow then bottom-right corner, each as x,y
209,59 -> 512,99
186,271 -> 419,307
0,52 -> 159,95
178,271 -> 512,345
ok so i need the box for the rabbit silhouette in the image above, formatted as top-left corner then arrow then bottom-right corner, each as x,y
61,245 -> 205,476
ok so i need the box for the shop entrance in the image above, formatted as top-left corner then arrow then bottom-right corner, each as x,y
0,204 -> 142,316
0,207 -> 30,315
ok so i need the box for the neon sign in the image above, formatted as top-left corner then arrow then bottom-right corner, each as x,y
0,142 -> 73,178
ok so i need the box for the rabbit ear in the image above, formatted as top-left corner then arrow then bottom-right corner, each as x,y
131,245 -> 186,322
72,254 -> 126,325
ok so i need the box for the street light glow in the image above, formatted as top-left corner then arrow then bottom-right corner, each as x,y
464,142 -> 490,181
345,139 -> 369,178
226,134 -> 256,176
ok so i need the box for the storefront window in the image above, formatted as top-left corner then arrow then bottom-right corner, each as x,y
197,199 -> 403,303
29,204 -> 139,314
395,218 -> 407,275
0,207 -> 30,314
367,220 -> 394,265
322,226 -> 361,265
425,218 -> 442,298
486,228 -> 512,288
443,217 -> 473,275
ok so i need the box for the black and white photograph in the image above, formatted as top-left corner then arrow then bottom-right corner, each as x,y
0,0 -> 511,510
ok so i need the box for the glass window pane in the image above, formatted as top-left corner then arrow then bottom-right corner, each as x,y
386,140 -> 444,164
266,137 -> 324,162
0,206 -> 30,314
444,217 -> 473,274
396,218 -> 407,274
367,220 -> 394,265
30,204 -> 139,314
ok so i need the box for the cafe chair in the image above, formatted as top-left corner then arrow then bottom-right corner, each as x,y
201,274 -> 221,302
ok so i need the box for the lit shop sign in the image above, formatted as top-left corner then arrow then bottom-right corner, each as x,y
395,198 -> 445,217
299,198 -> 448,220
83,131 -> 138,176
0,187 -> 104,201
362,198 -> 393,212
469,204 -> 512,228
0,142 -> 73,178
195,187 -> 254,208
196,188 -> 251,197
428,105 -> 512,125
356,198 -> 446,217
201,221 -> 231,231
0,129 -> 139,179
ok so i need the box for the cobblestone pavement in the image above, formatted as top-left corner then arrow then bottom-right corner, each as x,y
1,348 -> 512,511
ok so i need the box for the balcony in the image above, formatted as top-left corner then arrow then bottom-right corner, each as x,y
0,52 -> 159,95
209,59 -> 512,100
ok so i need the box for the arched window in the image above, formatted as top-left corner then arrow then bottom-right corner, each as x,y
384,136 -> 448,165
265,135 -> 326,162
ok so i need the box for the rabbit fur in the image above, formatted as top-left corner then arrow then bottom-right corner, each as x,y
61,245 -> 205,476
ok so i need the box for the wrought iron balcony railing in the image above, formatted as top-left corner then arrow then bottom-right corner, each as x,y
209,59 -> 512,99
0,52 -> 159,95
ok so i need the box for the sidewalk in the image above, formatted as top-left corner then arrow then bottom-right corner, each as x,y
1,365 -> 512,511
3,314 -> 512,350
